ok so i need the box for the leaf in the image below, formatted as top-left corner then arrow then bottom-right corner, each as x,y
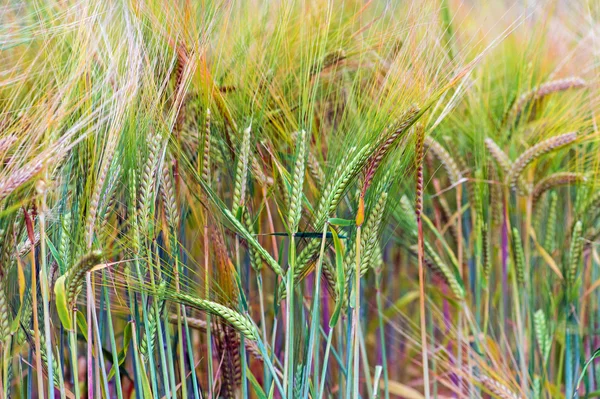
107,323 -> 133,381
575,347 -> 600,396
54,275 -> 72,330
266,231 -> 347,239
328,217 -> 354,227
530,229 -> 563,280
268,383 -> 275,399
247,367 -> 267,399
387,380 -> 425,399
10,257 -> 26,334
76,311 -> 88,341
88,262 -> 110,273
367,291 -> 419,333
329,226 -> 345,327
45,238 -> 65,275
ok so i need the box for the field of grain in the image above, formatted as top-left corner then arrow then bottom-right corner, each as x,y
1,1 -> 600,398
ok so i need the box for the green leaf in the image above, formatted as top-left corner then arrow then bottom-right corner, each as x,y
54,275 -> 72,330
46,238 -> 65,275
575,347 -> 600,396
76,311 -> 88,341
329,226 -> 345,327
107,323 -> 133,381
10,258 -> 26,334
328,218 -> 354,227
247,367 -> 267,399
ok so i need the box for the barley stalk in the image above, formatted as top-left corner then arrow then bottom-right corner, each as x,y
506,132 -> 578,195
202,109 -> 212,183
544,192 -> 558,253
534,309 -> 551,362
172,292 -> 258,340
161,161 -> 180,230
65,252 -> 103,308
484,138 -> 512,175
232,125 -> 251,210
168,314 -> 264,360
0,159 -> 44,201
288,130 -> 307,234
423,136 -> 463,185
140,134 -> 161,227
566,221 -> 583,286
31,330 -> 60,388
479,375 -> 523,399
511,77 -> 586,121
423,240 -> 465,299
532,172 -> 586,203
86,143 -> 116,248
0,135 -> 16,158
482,223 -> 491,285
511,228 -> 525,285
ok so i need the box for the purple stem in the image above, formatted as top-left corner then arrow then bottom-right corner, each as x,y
502,202 -> 509,332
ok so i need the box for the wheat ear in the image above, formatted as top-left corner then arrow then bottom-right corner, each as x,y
532,172 -> 586,203
506,132 -> 578,195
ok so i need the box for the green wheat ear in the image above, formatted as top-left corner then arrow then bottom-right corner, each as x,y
232,124 -> 252,211
566,220 -> 583,287
399,195 -> 465,299
482,223 -> 491,286
511,228 -> 525,285
64,251 -> 103,308
422,240 -> 465,299
288,129 -> 307,235
534,309 -> 552,363
172,292 -> 258,341
544,192 -> 558,253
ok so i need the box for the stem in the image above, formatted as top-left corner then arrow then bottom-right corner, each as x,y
69,315 -> 80,399
353,226 -> 362,398
303,222 -> 329,399
103,279 -> 123,399
203,225 -> 214,398
284,235 -> 295,398
375,272 -> 389,399
38,185 -> 54,399
24,208 -> 45,399
417,218 -> 430,397
317,328 -> 335,399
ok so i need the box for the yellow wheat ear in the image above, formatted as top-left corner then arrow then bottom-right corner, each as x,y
506,132 -> 578,195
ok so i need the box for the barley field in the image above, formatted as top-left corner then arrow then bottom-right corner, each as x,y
1,0 -> 600,398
